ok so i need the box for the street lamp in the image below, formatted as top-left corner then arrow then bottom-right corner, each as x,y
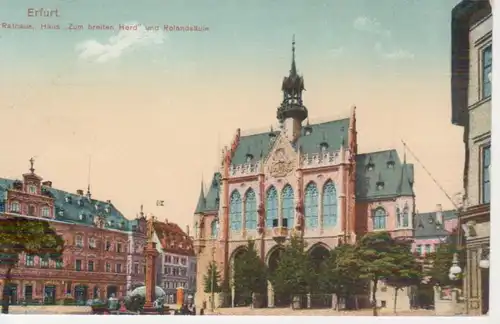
210,219 -> 220,312
449,253 -> 462,281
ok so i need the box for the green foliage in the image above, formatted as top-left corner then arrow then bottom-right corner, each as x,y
355,231 -> 421,316
424,228 -> 463,287
0,217 -> 65,314
270,235 -> 314,297
318,243 -> 366,301
0,217 -> 65,265
203,261 -> 222,294
384,240 -> 423,313
233,240 -> 268,297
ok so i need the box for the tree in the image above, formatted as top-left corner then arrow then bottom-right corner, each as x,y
0,217 -> 65,314
232,240 -> 267,306
424,228 -> 463,287
203,261 -> 222,294
270,235 -> 314,307
384,240 -> 423,314
355,231 -> 407,316
319,243 -> 366,310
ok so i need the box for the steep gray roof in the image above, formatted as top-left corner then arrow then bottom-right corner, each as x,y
414,210 -> 458,238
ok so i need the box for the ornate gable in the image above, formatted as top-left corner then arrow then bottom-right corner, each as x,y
265,133 -> 297,178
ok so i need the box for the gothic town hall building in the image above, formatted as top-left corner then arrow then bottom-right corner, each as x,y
192,42 -> 416,308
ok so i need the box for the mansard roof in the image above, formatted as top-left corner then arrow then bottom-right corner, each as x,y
0,177 -> 134,231
231,118 -> 350,166
153,220 -> 194,256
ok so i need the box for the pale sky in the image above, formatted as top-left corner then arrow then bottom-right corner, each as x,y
0,0 -> 464,229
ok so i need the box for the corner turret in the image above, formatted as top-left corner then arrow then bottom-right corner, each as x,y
195,180 -> 206,214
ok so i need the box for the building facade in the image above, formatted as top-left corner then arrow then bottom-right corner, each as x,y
0,164 -> 146,305
152,220 -> 196,304
413,204 -> 458,257
450,0 -> 491,316
192,42 -> 416,310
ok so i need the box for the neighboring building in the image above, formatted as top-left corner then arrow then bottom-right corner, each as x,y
0,163 -> 146,305
152,220 -> 196,304
192,41 -> 415,310
413,205 -> 458,257
451,0 -> 491,315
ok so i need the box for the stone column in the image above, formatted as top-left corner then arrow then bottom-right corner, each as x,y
143,241 -> 159,314
307,293 -> 311,308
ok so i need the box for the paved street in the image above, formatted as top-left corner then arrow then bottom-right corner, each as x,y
5,305 -> 438,316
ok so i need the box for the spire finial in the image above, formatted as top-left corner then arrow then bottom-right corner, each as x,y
140,204 -> 144,218
29,157 -> 35,173
291,34 -> 297,75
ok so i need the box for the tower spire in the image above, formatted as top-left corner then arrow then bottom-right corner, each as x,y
291,34 -> 297,76
86,155 -> 92,200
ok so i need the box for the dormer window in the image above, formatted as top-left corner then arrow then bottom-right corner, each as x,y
108,220 -> 114,227
376,175 -> 385,190
79,213 -> 86,221
88,214 -> 94,222
28,185 -> 36,194
245,154 -> 253,163
58,210 -> 64,217
105,206 -> 111,213
65,196 -> 72,204
319,142 -> 329,151
94,204 -> 99,211
428,216 -> 434,224
387,160 -> 395,169
78,199 -> 84,206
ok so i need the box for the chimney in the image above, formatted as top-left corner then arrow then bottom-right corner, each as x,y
42,181 -> 52,188
186,225 -> 190,236
76,189 -> 84,196
106,200 -> 112,204
165,218 -> 168,224
435,204 -> 443,225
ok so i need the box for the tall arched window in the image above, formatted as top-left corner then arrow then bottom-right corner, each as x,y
245,189 -> 258,230
322,181 -> 338,227
265,186 -> 278,228
373,208 -> 387,230
210,220 -> 219,238
281,185 -> 294,228
396,207 -> 401,228
229,190 -> 242,231
304,182 -> 319,228
402,207 -> 409,227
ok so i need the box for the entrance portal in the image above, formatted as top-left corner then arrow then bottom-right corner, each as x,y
44,285 -> 56,305
232,248 -> 251,307
107,285 -> 118,299
308,244 -> 331,308
74,285 -> 88,305
267,246 -> 290,307
8,284 -> 18,305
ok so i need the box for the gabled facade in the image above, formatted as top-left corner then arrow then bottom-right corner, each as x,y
152,220 -> 196,303
192,40 -> 416,310
0,163 -> 147,305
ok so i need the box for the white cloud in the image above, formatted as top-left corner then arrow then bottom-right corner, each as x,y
353,16 -> 391,37
75,21 -> 165,63
375,42 -> 414,60
329,47 -> 344,57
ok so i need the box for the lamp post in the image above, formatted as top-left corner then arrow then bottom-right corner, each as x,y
448,253 -> 462,281
210,219 -> 220,312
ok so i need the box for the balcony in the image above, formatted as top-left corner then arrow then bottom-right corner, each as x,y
272,227 -> 288,243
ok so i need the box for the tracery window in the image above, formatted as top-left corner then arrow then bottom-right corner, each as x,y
281,185 -> 294,228
265,186 -> 278,228
304,182 -> 318,228
229,190 -> 242,231
322,181 -> 338,227
245,189 -> 258,230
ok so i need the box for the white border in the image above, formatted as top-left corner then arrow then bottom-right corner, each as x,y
1,1 -> 499,324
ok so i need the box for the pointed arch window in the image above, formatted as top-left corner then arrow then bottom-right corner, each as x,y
373,208 -> 387,230
229,190 -> 242,231
265,186 -> 278,228
402,207 -> 409,227
396,207 -> 401,228
322,181 -> 338,227
210,219 -> 219,238
245,189 -> 258,230
304,182 -> 319,228
281,185 -> 294,228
